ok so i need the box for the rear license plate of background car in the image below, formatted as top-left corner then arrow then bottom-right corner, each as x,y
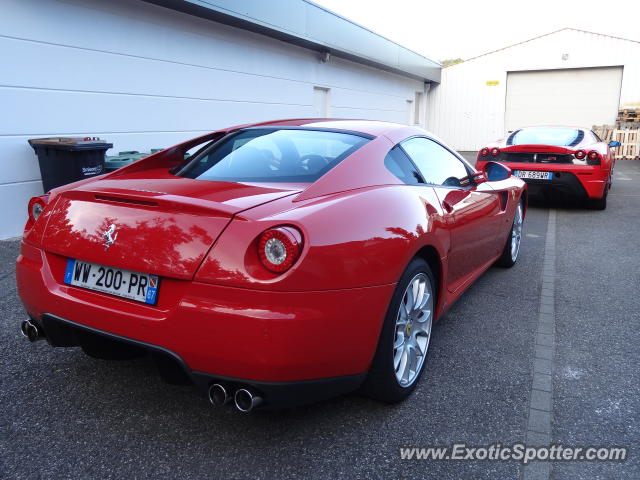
513,170 -> 553,180
63,259 -> 159,305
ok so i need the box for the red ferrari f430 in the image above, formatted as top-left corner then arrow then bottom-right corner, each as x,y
476,126 -> 617,210
17,119 -> 526,411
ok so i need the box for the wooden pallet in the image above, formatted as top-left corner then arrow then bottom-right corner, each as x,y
617,108 -> 640,123
592,125 -> 640,160
613,128 -> 639,160
616,122 -> 640,130
593,125 -> 614,142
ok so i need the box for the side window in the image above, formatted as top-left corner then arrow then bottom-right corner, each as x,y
384,146 -> 423,185
400,137 -> 469,187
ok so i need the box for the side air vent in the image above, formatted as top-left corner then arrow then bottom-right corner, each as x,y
499,191 -> 508,211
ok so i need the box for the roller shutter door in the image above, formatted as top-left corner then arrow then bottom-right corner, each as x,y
505,67 -> 623,131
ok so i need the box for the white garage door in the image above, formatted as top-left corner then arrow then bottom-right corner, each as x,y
505,67 -> 623,132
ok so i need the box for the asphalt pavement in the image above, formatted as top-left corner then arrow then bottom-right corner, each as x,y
1,161 -> 638,479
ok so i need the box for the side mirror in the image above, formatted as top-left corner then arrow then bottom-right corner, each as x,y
471,172 -> 487,184
608,140 -> 621,148
481,161 -> 512,182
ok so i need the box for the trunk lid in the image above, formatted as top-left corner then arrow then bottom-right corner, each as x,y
42,176 -> 301,280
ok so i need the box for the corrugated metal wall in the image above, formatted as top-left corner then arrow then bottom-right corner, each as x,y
0,0 -> 426,239
426,29 -> 640,151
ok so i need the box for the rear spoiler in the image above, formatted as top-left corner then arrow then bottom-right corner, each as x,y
58,187 -> 240,217
500,144 -> 577,154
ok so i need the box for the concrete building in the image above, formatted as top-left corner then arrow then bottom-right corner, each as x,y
0,0 -> 441,239
427,28 -> 640,155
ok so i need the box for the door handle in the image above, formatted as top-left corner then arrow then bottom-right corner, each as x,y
442,200 -> 454,213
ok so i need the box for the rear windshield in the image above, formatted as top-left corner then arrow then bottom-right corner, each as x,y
176,128 -> 370,183
507,127 -> 584,147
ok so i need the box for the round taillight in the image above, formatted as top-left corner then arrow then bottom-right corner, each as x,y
258,226 -> 303,273
491,148 -> 500,156
28,196 -> 47,223
480,148 -> 489,157
588,151 -> 599,161
574,150 -> 586,159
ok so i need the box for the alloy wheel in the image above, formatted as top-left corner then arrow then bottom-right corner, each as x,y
393,273 -> 433,387
511,203 -> 523,262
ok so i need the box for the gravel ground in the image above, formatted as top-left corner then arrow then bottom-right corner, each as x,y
1,161 -> 638,479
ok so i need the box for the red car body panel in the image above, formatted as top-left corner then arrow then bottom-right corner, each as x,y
17,240 -> 393,381
16,119 -> 526,402
38,176 -> 302,280
476,126 -> 615,200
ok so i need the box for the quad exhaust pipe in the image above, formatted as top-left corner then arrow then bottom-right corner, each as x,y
234,388 -> 263,413
208,384 -> 263,412
20,320 -> 44,342
208,383 -> 232,407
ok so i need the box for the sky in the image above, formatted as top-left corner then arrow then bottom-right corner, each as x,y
312,0 -> 640,62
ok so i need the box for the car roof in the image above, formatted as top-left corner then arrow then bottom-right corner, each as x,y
514,125 -> 590,132
246,118 -> 413,137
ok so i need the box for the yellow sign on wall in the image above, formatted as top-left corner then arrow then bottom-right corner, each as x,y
486,80 -> 500,86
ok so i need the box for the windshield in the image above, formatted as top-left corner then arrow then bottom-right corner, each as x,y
507,127 -> 584,147
176,128 -> 370,183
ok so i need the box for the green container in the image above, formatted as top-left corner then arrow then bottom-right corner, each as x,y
104,155 -> 136,172
104,148 -> 164,172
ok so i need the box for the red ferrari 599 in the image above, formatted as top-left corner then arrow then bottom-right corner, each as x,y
16,119 -> 526,411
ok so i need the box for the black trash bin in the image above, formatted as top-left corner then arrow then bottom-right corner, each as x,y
28,137 -> 113,192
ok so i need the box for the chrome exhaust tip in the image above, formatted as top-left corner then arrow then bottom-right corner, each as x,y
234,388 -> 263,413
208,383 -> 231,407
20,320 -> 43,342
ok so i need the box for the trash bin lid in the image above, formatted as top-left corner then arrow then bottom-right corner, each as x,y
28,137 -> 113,151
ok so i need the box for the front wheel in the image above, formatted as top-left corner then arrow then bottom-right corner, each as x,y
495,200 -> 523,268
361,258 -> 435,403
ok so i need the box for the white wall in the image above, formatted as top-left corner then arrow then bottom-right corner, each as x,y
0,0 -> 426,239
426,29 -> 640,151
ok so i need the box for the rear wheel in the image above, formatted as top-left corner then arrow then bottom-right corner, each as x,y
589,184 -> 608,210
361,258 -> 435,403
496,200 -> 523,268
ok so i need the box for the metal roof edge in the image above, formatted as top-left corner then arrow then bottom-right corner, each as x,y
449,28 -> 640,67
142,0 -> 441,83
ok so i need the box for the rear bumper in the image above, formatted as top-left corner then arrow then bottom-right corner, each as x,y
477,161 -> 609,199
36,313 -> 365,408
16,241 -> 393,385
519,171 -> 591,199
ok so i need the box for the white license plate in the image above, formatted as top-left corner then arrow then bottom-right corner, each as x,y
64,259 -> 160,305
513,170 -> 553,180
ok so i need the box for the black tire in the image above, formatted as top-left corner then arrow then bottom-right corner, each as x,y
79,331 -> 144,360
361,258 -> 435,403
495,200 -> 524,268
589,190 -> 607,210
